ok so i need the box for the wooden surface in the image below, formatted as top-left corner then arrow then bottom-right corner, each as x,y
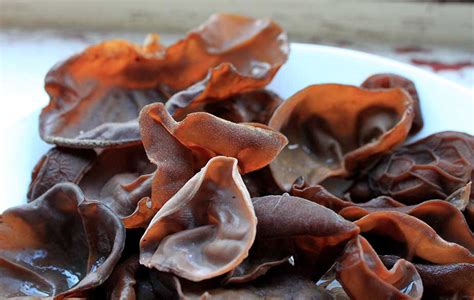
1,0 -> 473,48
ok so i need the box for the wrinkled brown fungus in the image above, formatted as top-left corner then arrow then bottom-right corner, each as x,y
351,131 -> 474,204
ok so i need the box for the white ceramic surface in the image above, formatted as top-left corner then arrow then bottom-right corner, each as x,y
1,43 -> 473,212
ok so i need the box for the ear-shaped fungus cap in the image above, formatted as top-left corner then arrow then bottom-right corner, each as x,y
139,156 -> 257,282
335,236 -> 423,300
269,84 -> 414,191
362,73 -> 423,135
0,183 -> 125,298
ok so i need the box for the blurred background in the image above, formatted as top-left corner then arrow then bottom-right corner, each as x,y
0,0 -> 472,128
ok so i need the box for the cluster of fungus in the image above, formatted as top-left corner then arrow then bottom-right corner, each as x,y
1,13 -> 473,300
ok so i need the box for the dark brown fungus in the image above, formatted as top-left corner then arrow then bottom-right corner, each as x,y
352,131 -> 474,204
0,183 -> 125,299
252,193 -> 359,244
290,179 -> 405,213
28,147 -> 96,201
103,255 -> 173,300
242,166 -> 283,198
78,145 -> 156,228
233,193 -> 359,280
222,239 -> 292,285
27,145 -> 156,229
200,89 -> 282,124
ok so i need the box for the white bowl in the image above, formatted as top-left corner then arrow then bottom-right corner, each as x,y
1,43 -> 473,212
